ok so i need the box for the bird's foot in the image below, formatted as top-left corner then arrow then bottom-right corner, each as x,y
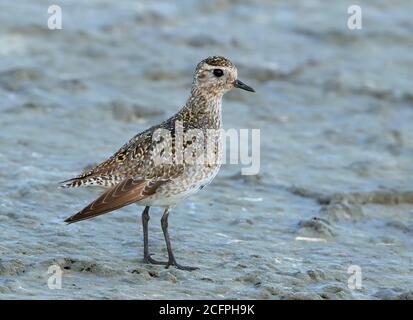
144,254 -> 168,265
165,259 -> 199,271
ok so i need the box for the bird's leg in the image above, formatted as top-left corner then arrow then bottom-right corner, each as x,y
141,206 -> 167,265
161,208 -> 199,271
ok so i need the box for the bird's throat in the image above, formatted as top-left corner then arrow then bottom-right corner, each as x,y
182,88 -> 223,130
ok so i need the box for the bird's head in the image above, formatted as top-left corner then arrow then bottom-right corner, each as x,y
193,56 -> 255,95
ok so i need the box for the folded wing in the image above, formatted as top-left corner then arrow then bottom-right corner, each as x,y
64,178 -> 166,224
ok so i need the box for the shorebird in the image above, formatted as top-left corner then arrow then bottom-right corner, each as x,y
62,56 -> 255,270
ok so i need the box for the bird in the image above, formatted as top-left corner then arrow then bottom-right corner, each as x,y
61,56 -> 255,270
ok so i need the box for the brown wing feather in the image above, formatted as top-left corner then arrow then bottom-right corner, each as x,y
60,129 -> 155,188
64,178 -> 166,224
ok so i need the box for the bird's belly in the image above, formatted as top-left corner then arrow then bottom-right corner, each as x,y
138,164 -> 221,207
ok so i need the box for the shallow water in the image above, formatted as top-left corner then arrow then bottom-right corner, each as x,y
1,0 -> 413,299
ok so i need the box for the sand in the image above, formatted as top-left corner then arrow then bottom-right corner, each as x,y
0,0 -> 412,299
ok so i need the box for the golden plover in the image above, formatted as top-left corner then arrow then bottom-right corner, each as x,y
62,56 -> 255,270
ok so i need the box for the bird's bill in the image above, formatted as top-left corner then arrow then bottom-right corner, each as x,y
233,79 -> 255,92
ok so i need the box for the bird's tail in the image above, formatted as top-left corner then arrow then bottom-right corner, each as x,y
59,175 -> 105,188
59,177 -> 82,188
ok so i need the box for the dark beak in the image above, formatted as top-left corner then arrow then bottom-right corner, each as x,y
233,79 -> 255,92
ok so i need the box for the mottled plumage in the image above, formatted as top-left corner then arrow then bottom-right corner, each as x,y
62,56 -> 255,270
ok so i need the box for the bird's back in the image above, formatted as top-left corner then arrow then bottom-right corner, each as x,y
60,96 -> 222,189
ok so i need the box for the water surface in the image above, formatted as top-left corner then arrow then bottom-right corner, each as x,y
0,0 -> 412,299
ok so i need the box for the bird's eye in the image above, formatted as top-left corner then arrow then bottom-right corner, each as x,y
213,69 -> 224,77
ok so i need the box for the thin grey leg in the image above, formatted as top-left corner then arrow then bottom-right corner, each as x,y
141,206 -> 167,265
161,208 -> 199,271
